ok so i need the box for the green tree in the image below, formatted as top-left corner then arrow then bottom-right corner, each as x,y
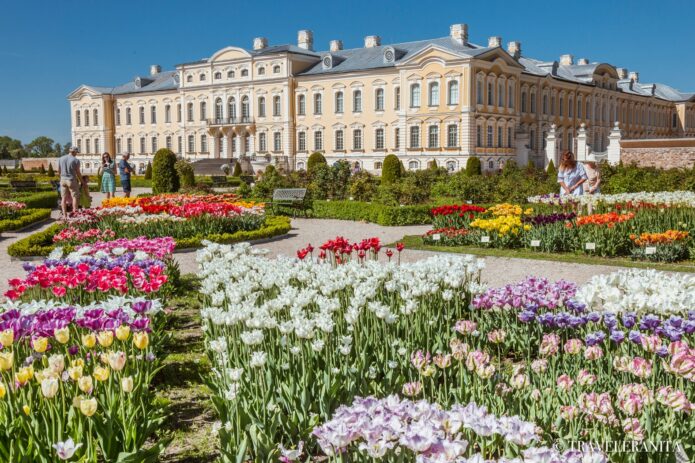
144,161 -> 152,180
26,136 -> 56,157
19,163 -> 25,173
232,160 -> 242,177
465,156 -> 482,176
307,152 -> 327,174
47,163 -> 55,177
39,164 -> 46,174
0,146 -> 10,160
62,142 -> 72,156
546,159 -> 557,178
428,159 -> 438,170
53,143 -> 62,157
151,148 -> 180,194
0,136 -> 23,157
175,159 -> 195,188
381,154 -> 401,184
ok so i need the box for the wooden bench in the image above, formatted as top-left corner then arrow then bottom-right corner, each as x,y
10,180 -> 37,192
210,176 -> 228,187
270,188 -> 309,216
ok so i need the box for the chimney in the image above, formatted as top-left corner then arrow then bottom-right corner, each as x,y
149,65 -> 161,76
629,71 -> 639,83
330,40 -> 343,52
488,36 -> 502,48
450,24 -> 468,46
616,68 -> 628,80
297,30 -> 314,51
507,41 -> 521,59
560,54 -> 574,66
253,37 -> 268,50
577,58 -> 589,65
364,35 -> 381,48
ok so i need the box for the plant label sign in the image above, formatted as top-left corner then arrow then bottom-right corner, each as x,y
432,234 -> 441,241
466,200 -> 472,204
481,236 -> 490,243
530,240 -> 541,247
645,246 -> 657,255
585,242 -> 596,250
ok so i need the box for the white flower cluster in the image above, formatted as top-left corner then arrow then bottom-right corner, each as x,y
117,213 -> 186,224
2,296 -> 163,319
576,268 -> 695,314
49,246 -> 150,262
528,191 -> 695,207
94,205 -> 144,216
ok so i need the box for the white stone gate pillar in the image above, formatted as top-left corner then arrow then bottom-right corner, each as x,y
607,121 -> 622,166
545,123 -> 557,168
576,123 -> 588,161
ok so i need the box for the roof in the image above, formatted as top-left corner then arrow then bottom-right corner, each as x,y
71,71 -> 179,97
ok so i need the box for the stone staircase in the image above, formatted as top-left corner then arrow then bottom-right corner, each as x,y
190,158 -> 236,175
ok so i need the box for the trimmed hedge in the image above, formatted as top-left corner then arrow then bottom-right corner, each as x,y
14,191 -> 59,209
0,208 -> 51,233
309,200 -> 432,226
7,217 -> 291,257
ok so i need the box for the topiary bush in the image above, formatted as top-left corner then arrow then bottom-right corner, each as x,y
144,161 -> 152,180
151,148 -> 180,194
546,159 -> 557,179
307,152 -> 327,174
465,156 -> 482,176
47,163 -> 55,178
232,160 -> 242,177
381,154 -> 401,184
175,159 -> 195,188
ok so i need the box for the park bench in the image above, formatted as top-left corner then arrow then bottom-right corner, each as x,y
10,180 -> 37,192
210,176 -> 228,187
270,188 -> 310,217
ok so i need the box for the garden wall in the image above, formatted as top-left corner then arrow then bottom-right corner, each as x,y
620,138 -> 695,169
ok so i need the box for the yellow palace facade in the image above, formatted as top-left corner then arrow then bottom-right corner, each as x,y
68,24 -> 695,173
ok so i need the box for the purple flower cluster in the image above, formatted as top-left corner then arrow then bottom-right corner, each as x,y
522,212 -> 577,226
473,277 -> 579,312
23,254 -> 164,274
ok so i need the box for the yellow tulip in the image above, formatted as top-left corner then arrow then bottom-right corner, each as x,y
107,351 -> 126,371
115,325 -> 131,341
54,327 -> 70,344
0,352 -> 13,371
41,377 -> 59,399
48,354 -> 65,374
15,366 -> 34,385
22,404 -> 30,415
72,395 -> 83,408
32,337 -> 48,353
68,365 -> 83,381
0,328 -> 14,347
71,358 -> 85,368
93,366 -> 110,382
82,333 -> 96,349
0,383 -> 5,399
79,397 -> 97,417
78,375 -> 93,393
121,376 -> 134,393
133,332 -> 149,350
97,331 -> 114,348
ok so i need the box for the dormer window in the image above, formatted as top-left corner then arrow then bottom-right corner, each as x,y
241,69 -> 249,77
214,72 -> 222,80
227,70 -> 235,78
258,67 -> 265,75
200,74 -> 206,81
186,75 -> 193,83
273,65 -> 281,74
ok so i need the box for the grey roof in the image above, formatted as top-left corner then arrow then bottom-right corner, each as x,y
299,36 -> 494,75
111,70 -> 179,95
252,44 -> 321,58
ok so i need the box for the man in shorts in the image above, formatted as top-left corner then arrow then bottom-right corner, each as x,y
118,153 -> 133,197
57,146 -> 84,216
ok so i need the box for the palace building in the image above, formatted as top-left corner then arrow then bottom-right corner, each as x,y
68,24 -> 695,174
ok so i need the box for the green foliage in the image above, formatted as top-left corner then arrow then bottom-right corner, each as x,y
236,180 -> 251,198
465,156 -> 482,176
2,166 -> 8,175
600,162 -> 695,194
19,164 -> 25,173
309,200 -> 432,225
151,148 -> 180,194
39,164 -> 46,174
348,171 -> 379,201
25,136 -> 57,157
428,159 -> 438,169
7,223 -> 62,256
381,154 -> 401,184
0,208 -> 51,233
232,160 -> 242,177
250,167 -> 289,199
144,161 -> 152,180
174,159 -> 195,188
546,160 -> 557,178
307,152 -> 327,173
47,163 -> 55,177
9,191 -> 59,209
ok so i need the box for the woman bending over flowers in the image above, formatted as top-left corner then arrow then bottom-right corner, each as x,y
557,151 -> 587,197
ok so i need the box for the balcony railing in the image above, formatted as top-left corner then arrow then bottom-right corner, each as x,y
207,117 -> 254,126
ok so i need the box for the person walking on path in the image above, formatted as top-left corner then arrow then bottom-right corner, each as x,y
98,152 -> 116,199
118,153 -> 134,198
57,146 -> 86,217
557,151 -> 587,197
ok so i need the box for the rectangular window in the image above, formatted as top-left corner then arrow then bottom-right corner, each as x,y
166,136 -> 172,150
394,128 -> 400,149
297,95 -> 305,116
487,82 -> 493,106
139,107 -> 145,124
200,102 -> 207,120
151,137 -> 157,153
410,85 -> 421,108
335,130 -> 344,150
273,132 -> 282,151
497,127 -> 503,147
375,89 -> 384,111
313,94 -> 322,115
93,110 -> 99,126
353,129 -> 362,150
127,138 -> 132,153
76,111 -> 81,127
116,138 -> 122,154
115,109 -> 120,126
487,126 -> 493,147
353,91 -> 362,113
530,94 -> 536,114
85,111 -> 90,126
551,96 -> 556,116
375,128 -> 384,150
258,98 -> 266,117
530,130 -> 535,149
314,131 -> 323,151
477,81 -> 483,105
559,97 -> 564,117
165,105 -> 171,123
259,133 -> 267,152
297,132 -> 305,151
188,135 -> 195,153
476,126 -> 482,147
394,87 -> 400,110
200,135 -> 207,152
77,139 -> 82,152
177,136 -> 182,154
187,104 -> 194,122
507,127 -> 513,148
151,106 -> 157,124
498,83 -> 504,107
274,96 -> 282,117
94,138 -> 99,154
508,86 -> 514,109
140,137 -> 146,154
177,104 -> 182,122
335,92 -> 343,113
409,126 -> 420,148
567,133 -> 573,151
447,125 -> 457,147
85,139 -> 91,154
428,126 -> 439,148
569,99 -> 574,118
521,92 -> 527,113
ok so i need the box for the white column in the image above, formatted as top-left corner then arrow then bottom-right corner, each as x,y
607,121 -> 622,166
545,123 -> 557,168
514,130 -> 529,166
576,123 -> 588,161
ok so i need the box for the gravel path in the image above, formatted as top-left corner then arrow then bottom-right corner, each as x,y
1,195 -> 627,294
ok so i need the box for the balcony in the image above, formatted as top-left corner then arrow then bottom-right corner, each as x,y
206,117 -> 254,126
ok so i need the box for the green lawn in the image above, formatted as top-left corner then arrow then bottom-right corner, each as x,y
398,235 -> 695,273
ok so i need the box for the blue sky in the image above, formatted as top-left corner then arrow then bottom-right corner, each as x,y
1,0 -> 694,145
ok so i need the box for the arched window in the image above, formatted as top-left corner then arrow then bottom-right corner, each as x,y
165,105 -> 171,123
126,107 -> 132,125
274,95 -> 282,116
228,97 -> 236,119
410,84 -> 421,107
375,128 -> 385,150
199,73 -> 206,81
241,69 -> 249,77
94,138 -> 100,153
273,65 -> 281,74
408,160 -> 419,170
126,137 -> 132,153
297,161 -> 305,170
508,127 -> 513,148
586,99 -> 591,120
428,125 -> 439,148
428,82 -> 439,106
476,125 -> 482,147
258,97 -> 266,117
75,110 -> 81,126
177,104 -> 182,122
93,109 -> 99,125
258,67 -> 265,75
488,159 -> 494,169
227,70 -> 235,78
139,137 -> 145,154
297,94 -> 306,115
186,75 -> 193,83
374,161 -> 383,170
241,96 -> 249,119
447,81 -> 459,105
335,91 -> 344,113
199,101 -> 207,120
214,72 -> 222,80
375,88 -> 384,111
187,103 -> 194,122
335,129 -> 344,150
446,160 -> 456,172
215,98 -> 223,121
313,93 -> 321,115
568,97 -> 574,118
353,90 -> 362,112
497,126 -> 503,147
138,106 -> 145,124
84,109 -> 90,126
353,129 -> 362,150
